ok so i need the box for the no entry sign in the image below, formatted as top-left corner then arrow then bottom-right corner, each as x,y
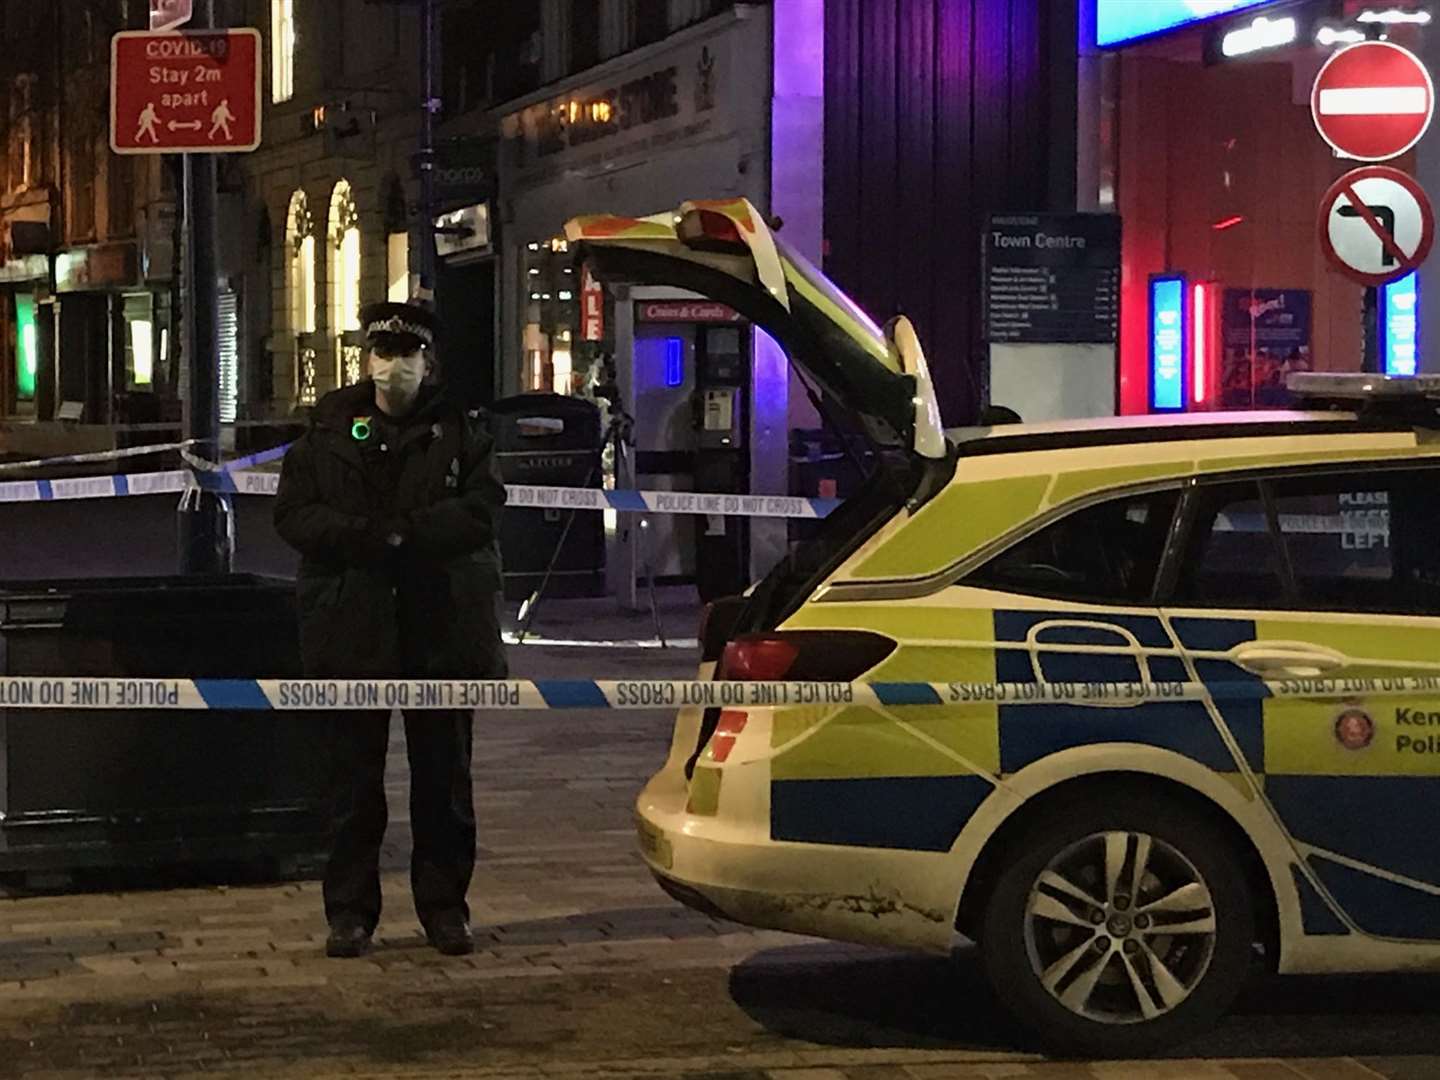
1311,41 -> 1434,162
1318,166 -> 1435,287
110,29 -> 261,154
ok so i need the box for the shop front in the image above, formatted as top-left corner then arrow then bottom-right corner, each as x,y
1095,0 -> 1437,414
496,7 -> 785,601
52,241 -> 171,429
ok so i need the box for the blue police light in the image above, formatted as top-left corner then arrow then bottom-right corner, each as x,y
1096,0 -> 1274,47
1381,271 -> 1420,376
1150,274 -> 1188,412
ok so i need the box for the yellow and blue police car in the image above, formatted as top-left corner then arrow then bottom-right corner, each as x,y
569,201 -> 1440,1056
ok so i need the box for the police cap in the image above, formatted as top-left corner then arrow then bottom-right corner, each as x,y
360,301 -> 440,353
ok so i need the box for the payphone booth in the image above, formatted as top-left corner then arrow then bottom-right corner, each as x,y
612,288 -> 751,608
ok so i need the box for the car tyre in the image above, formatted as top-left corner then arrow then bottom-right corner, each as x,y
978,793 -> 1254,1057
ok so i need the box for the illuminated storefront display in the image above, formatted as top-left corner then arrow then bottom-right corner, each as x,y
1149,274 -> 1187,411
14,293 -> 36,401
1096,0 -> 1273,47
1381,270 -> 1420,376
1103,2 -> 1435,412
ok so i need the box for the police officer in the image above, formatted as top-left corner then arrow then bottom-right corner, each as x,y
274,301 -> 506,958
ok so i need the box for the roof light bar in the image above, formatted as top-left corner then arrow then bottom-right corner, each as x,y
1288,372 -> 1440,398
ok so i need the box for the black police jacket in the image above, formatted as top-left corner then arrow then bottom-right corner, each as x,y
274,381 -> 507,679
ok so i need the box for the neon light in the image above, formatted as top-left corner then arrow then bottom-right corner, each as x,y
1192,283 -> 1208,404
1381,270 -> 1420,376
14,293 -> 36,400
1317,26 -> 1366,46
1212,215 -> 1246,230
1150,274 -> 1187,412
1221,15 -> 1296,58
663,337 -> 684,388
1096,0 -> 1272,48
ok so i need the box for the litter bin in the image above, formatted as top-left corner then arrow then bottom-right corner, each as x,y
491,393 -> 606,600
0,574 -> 328,872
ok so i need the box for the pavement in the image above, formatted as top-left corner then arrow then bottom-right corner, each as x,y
1,609 -> 1438,1079
0,576 -> 1438,1076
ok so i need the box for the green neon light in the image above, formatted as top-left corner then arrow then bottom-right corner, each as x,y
15,293 -> 36,400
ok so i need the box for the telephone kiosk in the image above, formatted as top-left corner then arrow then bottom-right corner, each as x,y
611,288 -> 752,608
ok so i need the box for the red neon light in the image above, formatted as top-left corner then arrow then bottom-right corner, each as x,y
1212,215 -> 1245,231
1192,282 -> 1212,405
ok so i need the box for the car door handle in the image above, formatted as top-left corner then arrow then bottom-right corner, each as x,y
1231,642 -> 1346,679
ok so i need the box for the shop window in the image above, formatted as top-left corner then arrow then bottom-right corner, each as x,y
522,236 -> 584,395
328,179 -> 362,387
271,0 -> 295,103
14,293 -> 36,401
122,293 -> 154,389
387,232 -> 410,302
965,490 -> 1180,605
285,189 -> 317,405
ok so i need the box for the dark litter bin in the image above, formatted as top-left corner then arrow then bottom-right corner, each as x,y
491,393 -> 606,600
0,574 -> 328,873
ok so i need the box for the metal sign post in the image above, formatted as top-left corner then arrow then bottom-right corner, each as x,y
178,0 -> 229,575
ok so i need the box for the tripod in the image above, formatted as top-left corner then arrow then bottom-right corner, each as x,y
513,398 -> 668,647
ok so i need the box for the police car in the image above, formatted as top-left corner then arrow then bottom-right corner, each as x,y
569,201 -> 1440,1056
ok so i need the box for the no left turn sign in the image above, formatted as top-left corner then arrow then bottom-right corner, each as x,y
1318,166 -> 1434,287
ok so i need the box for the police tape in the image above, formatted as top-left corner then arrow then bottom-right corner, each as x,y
0,467 -> 843,519
0,439 -> 203,475
2,674 -> 1439,712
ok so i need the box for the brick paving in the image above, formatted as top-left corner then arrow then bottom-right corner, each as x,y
0,634 -> 1435,1078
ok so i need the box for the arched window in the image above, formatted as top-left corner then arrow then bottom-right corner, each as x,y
285,189 -> 317,405
328,179 -> 362,386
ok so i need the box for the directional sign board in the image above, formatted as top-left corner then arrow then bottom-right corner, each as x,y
1318,166 -> 1435,287
1312,41 -> 1435,162
110,30 -> 261,155
149,0 -> 192,32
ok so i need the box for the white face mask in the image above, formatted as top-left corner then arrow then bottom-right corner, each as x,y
370,349 -> 427,406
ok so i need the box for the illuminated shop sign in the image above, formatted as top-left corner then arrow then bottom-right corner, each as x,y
1381,270 -> 1420,376
1150,274 -> 1188,411
1096,0 -> 1275,48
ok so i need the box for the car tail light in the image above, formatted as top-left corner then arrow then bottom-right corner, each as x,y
686,631 -> 895,779
718,636 -> 800,681
677,209 -> 748,254
716,631 -> 894,683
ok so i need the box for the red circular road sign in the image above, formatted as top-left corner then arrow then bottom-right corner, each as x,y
1312,41 -> 1435,162
1318,166 -> 1435,287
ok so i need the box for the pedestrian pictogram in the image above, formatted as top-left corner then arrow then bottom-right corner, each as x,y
1311,41 -> 1435,162
1318,166 -> 1435,287
110,29 -> 261,154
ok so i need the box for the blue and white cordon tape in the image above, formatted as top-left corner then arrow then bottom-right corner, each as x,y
0,461 -> 841,519
0,674 -> 1436,711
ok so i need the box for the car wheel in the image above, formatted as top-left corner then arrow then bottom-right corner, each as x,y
978,794 -> 1254,1057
